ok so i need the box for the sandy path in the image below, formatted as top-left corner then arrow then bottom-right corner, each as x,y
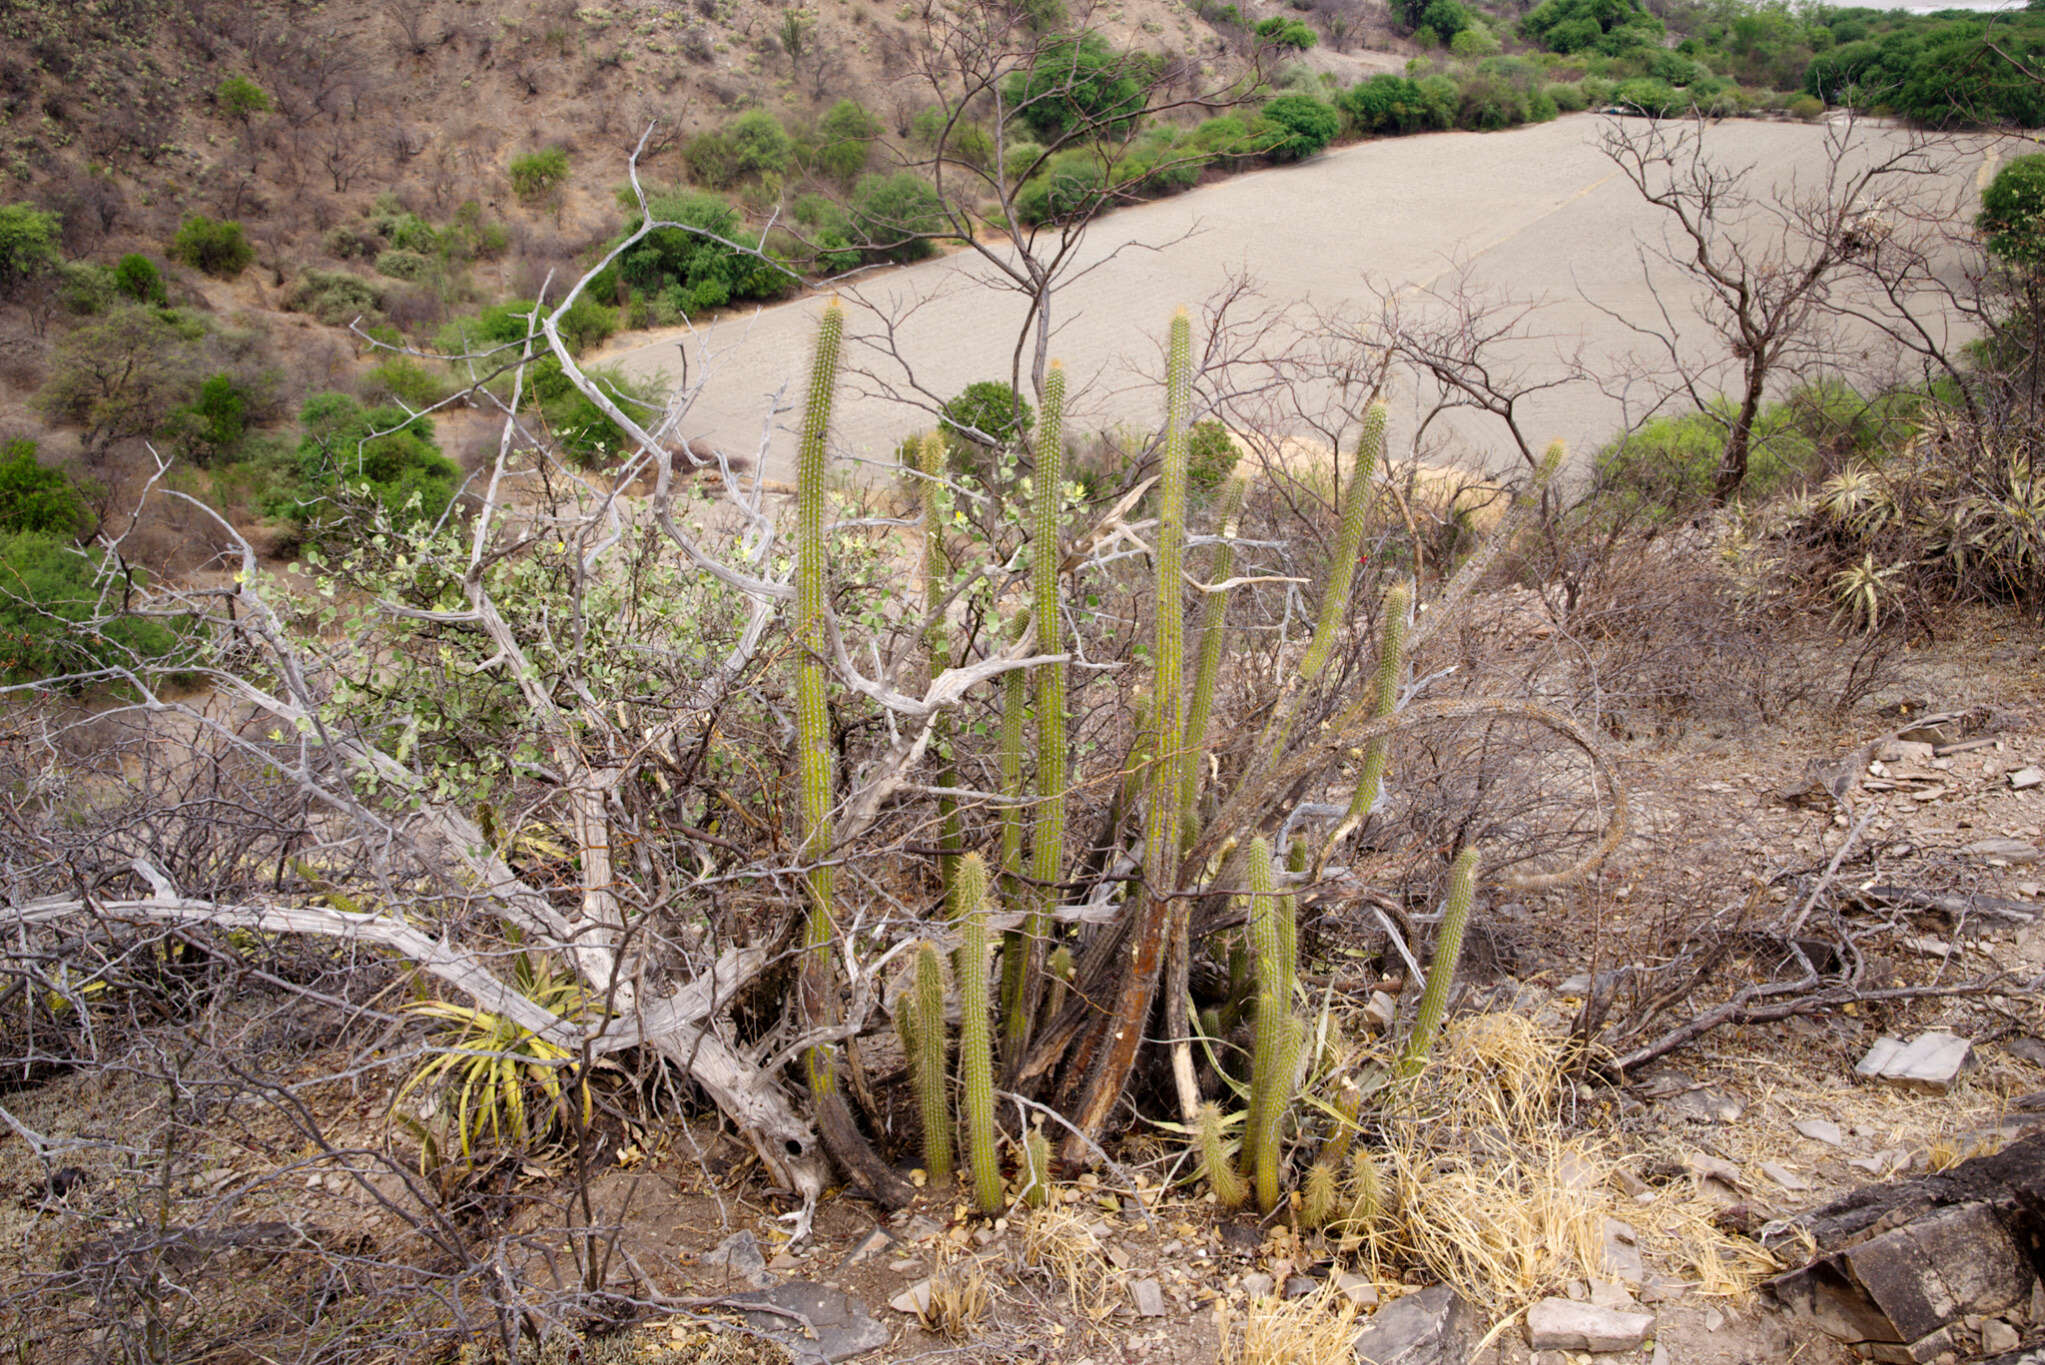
595,116 -> 1988,482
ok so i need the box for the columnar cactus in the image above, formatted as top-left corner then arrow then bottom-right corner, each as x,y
1401,847 -> 1480,1074
952,853 -> 1004,1213
1144,311 -> 1193,899
910,942 -> 952,1182
1018,363 -> 1069,1055
920,432 -> 961,898
1195,1100 -> 1247,1210
1241,837 -> 1298,1213
1181,472 -> 1247,842
1021,1125 -> 1052,1207
795,300 -> 844,1099
1320,580 -> 1411,870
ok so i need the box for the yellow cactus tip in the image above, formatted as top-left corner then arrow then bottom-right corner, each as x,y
1050,358 -> 1065,371
1173,305 -> 1190,319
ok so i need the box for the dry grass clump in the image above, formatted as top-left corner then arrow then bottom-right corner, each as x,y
1363,1013 -> 1777,1314
919,1251 -> 993,1340
1215,1283 -> 1363,1365
1020,1203 -> 1116,1319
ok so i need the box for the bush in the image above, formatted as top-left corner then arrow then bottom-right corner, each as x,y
0,532 -> 188,685
1978,154 -> 2045,269
814,99 -> 881,183
1450,23 -> 1501,57
543,365 -> 657,466
725,111 -> 794,180
850,172 -> 946,261
1520,0 -> 1663,55
1420,0 -> 1470,40
1545,81 -> 1588,113
1255,16 -> 1319,50
216,75 -> 269,119
1612,77 -> 1683,116
364,357 -> 451,408
171,215 -> 253,277
1005,33 -> 1146,143
1340,75 -> 1452,134
508,147 -> 569,201
168,373 -> 253,465
1250,95 -> 1339,162
1014,152 -> 1112,225
0,439 -> 90,537
288,392 -> 459,532
943,380 -> 1035,484
0,202 -> 61,295
1186,420 -> 1240,498
284,270 -> 384,326
554,294 -> 618,353
112,253 -> 165,304
374,249 -> 436,281
55,261 -> 115,315
605,189 -> 795,315
1787,92 -> 1824,120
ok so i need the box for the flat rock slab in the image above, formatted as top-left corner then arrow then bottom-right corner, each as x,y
1130,1277 -> 1165,1317
1526,1298 -> 1656,1352
727,1280 -> 890,1363
1795,1118 -> 1844,1146
1353,1284 -> 1476,1365
1856,1032 -> 1973,1090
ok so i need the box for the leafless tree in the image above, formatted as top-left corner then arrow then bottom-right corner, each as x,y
1594,112 -> 1949,502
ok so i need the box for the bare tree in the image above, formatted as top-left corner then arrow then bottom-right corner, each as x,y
1595,112 -> 1947,502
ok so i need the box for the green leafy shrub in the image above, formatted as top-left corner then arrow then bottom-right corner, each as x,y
55,262 -> 115,315
171,215 -> 253,278
850,172 -> 946,261
1978,154 -> 2045,268
1340,75 -> 1453,134
364,357 -> 452,409
1187,420 -> 1240,498
1519,0 -> 1663,55
1256,94 -> 1341,161
34,306 -> 204,455
601,189 -> 794,316
508,147 -> 569,201
0,439 -> 90,538
726,111 -> 795,179
1014,152 -> 1111,225
790,194 -> 863,274
813,100 -> 880,182
1255,16 -> 1319,49
167,372 -> 254,465
1545,81 -> 1588,112
1787,92 -> 1824,120
543,365 -> 657,466
1612,77 -> 1683,115
1451,23 -> 1502,57
1005,33 -> 1146,142
0,533 -> 189,685
215,75 -> 269,119
1419,0 -> 1471,40
284,270 -> 384,326
374,249 -> 436,282
0,203 -> 61,295
943,380 -> 1035,485
287,393 -> 459,532
112,253 -> 165,304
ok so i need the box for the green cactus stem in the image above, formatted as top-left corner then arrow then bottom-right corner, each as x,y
1180,472 -> 1247,842
1021,1125 -> 1052,1207
909,942 -> 952,1182
1400,847 -> 1480,1075
1346,1149 -> 1386,1227
1195,1101 -> 1247,1210
1318,580 -> 1411,872
953,853 -> 1004,1213
920,431 -> 962,900
1017,362 -> 1069,1058
1302,1160 -> 1340,1229
1242,837 -> 1299,1213
795,300 -> 845,1102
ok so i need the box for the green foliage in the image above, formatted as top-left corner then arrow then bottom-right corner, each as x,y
112,253 -> 165,304
1419,0 -> 1470,41
283,270 -> 383,326
1005,33 -> 1146,143
0,203 -> 60,295
171,215 -> 253,278
1256,94 -> 1341,161
364,357 -> 452,409
374,249 -> 436,282
0,440 -> 89,538
849,171 -> 946,261
1186,420 -> 1240,497
168,372 -> 253,465
1450,21 -> 1501,57
1340,75 -> 1453,135
727,111 -> 794,179
1595,391 -> 1836,520
813,100 -> 880,183
1519,0 -> 1663,56
288,392 -> 458,532
35,305 -> 204,454
1979,154 -> 2045,269
1014,150 -> 1111,225
54,262 -> 115,315
0,533 -> 186,684
942,380 -> 1035,483
215,75 -> 269,119
1545,81 -> 1588,113
1255,15 -> 1318,49
1798,10 -> 2045,126
1787,92 -> 1824,120
541,366 -> 654,466
608,189 -> 794,315
1612,77 -> 1684,116
508,147 -> 570,201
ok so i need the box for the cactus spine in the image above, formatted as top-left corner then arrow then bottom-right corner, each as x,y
1181,472 -> 1246,841
920,432 -> 962,898
952,853 -> 1003,1213
1241,837 -> 1298,1213
1401,848 -> 1480,1075
909,943 -> 952,1181
1018,363 -> 1069,1056
1195,1101 -> 1247,1209
795,300 -> 844,1100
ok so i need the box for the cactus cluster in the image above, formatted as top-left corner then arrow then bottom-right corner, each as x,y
781,300 -> 1617,1231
